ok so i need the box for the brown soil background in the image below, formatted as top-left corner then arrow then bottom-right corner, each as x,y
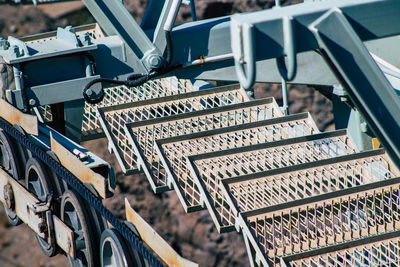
0,1 -> 333,266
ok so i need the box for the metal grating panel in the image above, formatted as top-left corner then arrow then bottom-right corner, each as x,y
39,105 -> 53,122
97,84 -> 248,175
289,235 -> 400,267
82,77 -> 194,139
224,149 -> 397,215
187,130 -> 358,232
155,113 -> 319,213
238,157 -> 400,266
125,98 -> 282,193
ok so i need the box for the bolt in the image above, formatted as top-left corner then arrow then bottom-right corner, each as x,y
86,89 -> 93,96
29,99 -> 36,106
10,45 -> 21,58
79,32 -> 92,46
38,220 -> 48,235
0,38 -> 8,51
145,54 -> 163,69
245,89 -> 254,99
66,26 -> 75,33
360,122 -> 368,133
3,183 -> 14,210
67,239 -> 72,255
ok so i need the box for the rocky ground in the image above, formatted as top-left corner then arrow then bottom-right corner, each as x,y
0,1 -> 333,266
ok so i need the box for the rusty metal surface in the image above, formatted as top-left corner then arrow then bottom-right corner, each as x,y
50,133 -> 107,198
0,98 -> 38,135
125,198 -> 198,267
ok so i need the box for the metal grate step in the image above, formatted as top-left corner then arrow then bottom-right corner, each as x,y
97,84 -> 248,174
155,112 -> 319,212
232,149 -> 399,266
186,130 -> 358,232
226,149 -> 397,215
288,231 -> 400,267
125,97 -> 282,193
82,77 -> 194,139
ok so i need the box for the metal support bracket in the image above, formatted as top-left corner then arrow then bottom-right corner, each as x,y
0,167 -> 75,257
125,198 -> 198,267
0,98 -> 38,135
231,17 -> 256,90
82,0 -> 162,72
50,132 -> 108,198
276,16 -> 297,82
309,8 -> 400,165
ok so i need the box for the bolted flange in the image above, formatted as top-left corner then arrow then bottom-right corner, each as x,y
143,53 -> 163,70
3,182 -> 15,210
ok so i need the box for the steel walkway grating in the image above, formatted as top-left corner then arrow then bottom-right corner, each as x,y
289,234 -> 400,267
187,130 -> 358,232
223,149 -> 396,216
236,154 -> 400,266
125,97 -> 282,193
97,84 -> 248,175
93,78 -> 400,267
155,113 -> 319,212
38,77 -> 193,139
82,77 -> 194,139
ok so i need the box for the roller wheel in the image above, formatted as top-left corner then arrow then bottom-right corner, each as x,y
0,130 -> 23,226
25,157 -> 57,257
100,228 -> 134,267
46,151 -> 67,197
13,124 -> 31,168
61,190 -> 96,267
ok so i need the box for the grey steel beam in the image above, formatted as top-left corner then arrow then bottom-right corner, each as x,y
141,0 -> 166,30
166,0 -> 400,84
7,76 -> 101,109
309,9 -> 400,168
82,0 -> 162,71
153,0 -> 181,57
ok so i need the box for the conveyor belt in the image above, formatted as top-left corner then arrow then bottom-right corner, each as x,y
97,83 -> 248,174
125,97 -> 282,193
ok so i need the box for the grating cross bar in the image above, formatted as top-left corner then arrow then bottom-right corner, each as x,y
125,97 -> 282,193
97,83 -> 247,176
155,113 -> 319,213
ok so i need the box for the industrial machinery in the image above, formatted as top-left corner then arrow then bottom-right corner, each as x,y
1,0 -> 400,266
